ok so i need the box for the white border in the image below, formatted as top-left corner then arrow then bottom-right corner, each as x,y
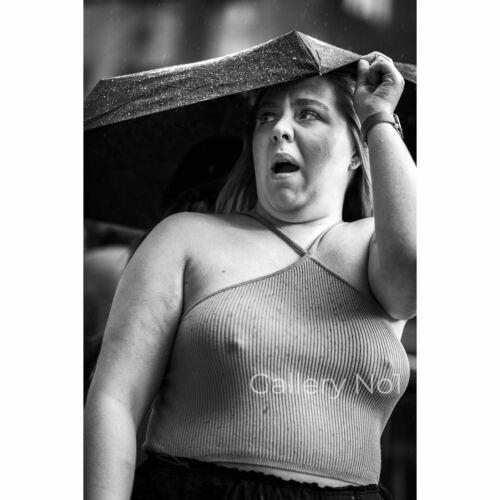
418,1 -> 499,497
2,1 -> 83,498
3,1 -> 499,498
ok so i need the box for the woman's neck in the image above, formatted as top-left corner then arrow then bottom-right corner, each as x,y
251,203 -> 344,248
252,202 -> 343,230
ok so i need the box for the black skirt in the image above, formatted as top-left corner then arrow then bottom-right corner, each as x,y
131,454 -> 394,500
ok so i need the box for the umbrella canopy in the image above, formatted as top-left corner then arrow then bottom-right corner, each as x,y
85,30 -> 416,230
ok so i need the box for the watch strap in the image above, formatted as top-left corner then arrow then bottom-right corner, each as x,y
361,112 -> 404,143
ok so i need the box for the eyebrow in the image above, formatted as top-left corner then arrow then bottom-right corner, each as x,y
258,98 -> 331,112
294,98 -> 331,112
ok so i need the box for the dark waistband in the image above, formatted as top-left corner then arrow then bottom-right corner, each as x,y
145,453 -> 392,498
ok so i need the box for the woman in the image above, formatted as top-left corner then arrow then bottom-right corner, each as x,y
84,52 -> 416,500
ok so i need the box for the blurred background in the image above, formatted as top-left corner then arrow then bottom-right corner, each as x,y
84,1 -> 416,498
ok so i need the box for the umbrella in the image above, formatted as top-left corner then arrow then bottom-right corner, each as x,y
85,30 -> 416,230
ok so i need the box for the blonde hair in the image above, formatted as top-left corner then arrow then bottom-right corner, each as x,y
215,69 -> 373,221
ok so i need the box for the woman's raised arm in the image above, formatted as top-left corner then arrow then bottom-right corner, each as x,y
84,213 -> 189,500
354,53 -> 417,320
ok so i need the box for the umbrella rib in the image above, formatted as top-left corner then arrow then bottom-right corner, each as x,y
294,31 -> 321,74
316,49 -> 324,75
84,101 -> 131,128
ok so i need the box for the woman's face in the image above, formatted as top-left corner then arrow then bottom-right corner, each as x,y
252,76 -> 355,221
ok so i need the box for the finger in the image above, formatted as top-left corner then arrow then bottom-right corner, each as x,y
361,51 -> 393,64
356,59 -> 370,89
376,52 -> 393,64
370,57 -> 402,84
367,58 -> 387,88
371,56 -> 394,74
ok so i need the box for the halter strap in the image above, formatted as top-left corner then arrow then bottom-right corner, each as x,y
306,220 -> 344,253
239,211 -> 343,257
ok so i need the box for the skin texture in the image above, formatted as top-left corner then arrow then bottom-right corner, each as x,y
355,53 -> 416,320
84,53 -> 416,498
252,76 -> 359,224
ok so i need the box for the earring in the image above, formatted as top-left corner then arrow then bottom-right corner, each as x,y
349,157 -> 361,170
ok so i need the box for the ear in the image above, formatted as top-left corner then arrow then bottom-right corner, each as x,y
348,153 -> 362,171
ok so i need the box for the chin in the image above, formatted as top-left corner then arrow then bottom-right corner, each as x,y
262,194 -> 337,223
257,186 -> 309,219
267,191 -> 302,213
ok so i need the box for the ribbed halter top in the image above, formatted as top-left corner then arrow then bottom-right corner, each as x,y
144,212 -> 410,485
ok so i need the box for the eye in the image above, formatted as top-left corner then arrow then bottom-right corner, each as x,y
298,109 -> 320,121
256,111 -> 278,124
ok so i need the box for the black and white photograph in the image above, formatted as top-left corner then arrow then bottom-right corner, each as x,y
83,1 -> 416,499
6,2 -> 500,500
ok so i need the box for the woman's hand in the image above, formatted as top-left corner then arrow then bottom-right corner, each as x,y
353,52 -> 405,123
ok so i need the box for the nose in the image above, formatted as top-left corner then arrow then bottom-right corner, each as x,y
272,116 -> 294,143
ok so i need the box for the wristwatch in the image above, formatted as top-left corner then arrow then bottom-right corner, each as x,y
361,112 -> 404,144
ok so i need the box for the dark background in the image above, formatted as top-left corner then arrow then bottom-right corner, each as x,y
84,1 -> 416,498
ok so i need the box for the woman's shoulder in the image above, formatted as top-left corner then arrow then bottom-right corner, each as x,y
148,211 -> 250,249
343,216 -> 375,235
324,216 -> 374,250
318,217 -> 375,294
154,211 -> 248,231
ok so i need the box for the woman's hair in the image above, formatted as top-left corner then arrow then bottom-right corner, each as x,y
214,68 -> 373,222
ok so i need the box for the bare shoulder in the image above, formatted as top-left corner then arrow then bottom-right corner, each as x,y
318,217 -> 375,295
153,211 -> 246,236
341,217 -> 375,242
135,212 -> 221,256
321,216 -> 375,256
146,211 -> 208,245
149,211 -> 251,250
121,213 -> 199,282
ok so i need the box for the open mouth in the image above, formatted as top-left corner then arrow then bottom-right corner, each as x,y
272,161 -> 300,174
